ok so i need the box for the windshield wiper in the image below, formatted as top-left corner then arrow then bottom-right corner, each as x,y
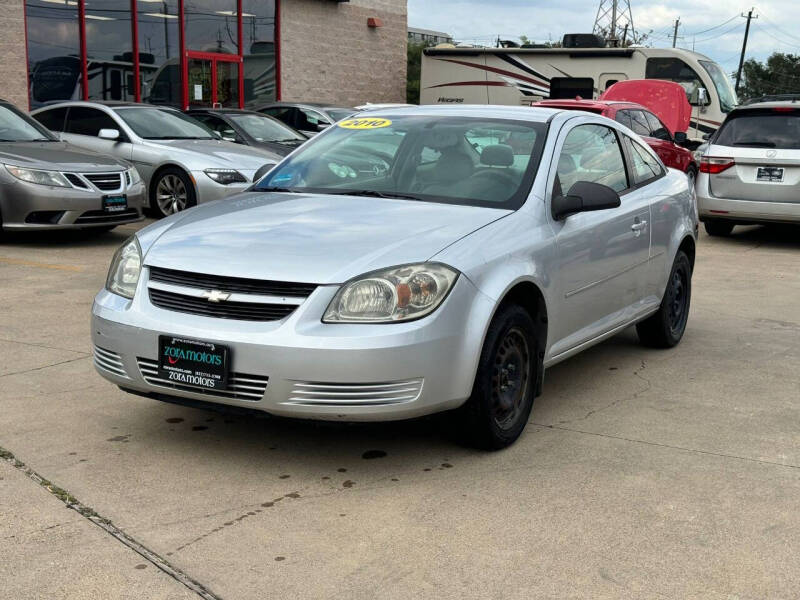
255,186 -> 302,193
326,189 -> 424,201
733,141 -> 777,147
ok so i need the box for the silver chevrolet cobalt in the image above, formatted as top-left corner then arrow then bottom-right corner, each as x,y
92,106 -> 697,448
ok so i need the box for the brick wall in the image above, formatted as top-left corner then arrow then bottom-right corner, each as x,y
0,0 -> 28,109
280,0 -> 407,106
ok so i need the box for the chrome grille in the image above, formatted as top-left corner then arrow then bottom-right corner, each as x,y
285,379 -> 424,406
149,266 -> 316,297
136,358 -> 268,402
93,346 -> 127,378
64,173 -> 89,189
84,172 -> 123,191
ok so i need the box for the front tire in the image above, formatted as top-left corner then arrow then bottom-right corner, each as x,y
456,304 -> 539,450
704,220 -> 734,237
637,250 -> 692,348
150,168 -> 196,219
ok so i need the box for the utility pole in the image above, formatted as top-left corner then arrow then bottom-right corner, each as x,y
735,8 -> 758,94
672,18 -> 680,48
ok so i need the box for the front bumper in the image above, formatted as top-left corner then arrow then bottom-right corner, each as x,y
91,274 -> 492,421
0,179 -> 145,230
696,174 -> 800,224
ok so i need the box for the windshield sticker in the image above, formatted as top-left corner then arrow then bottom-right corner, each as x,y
338,117 -> 392,130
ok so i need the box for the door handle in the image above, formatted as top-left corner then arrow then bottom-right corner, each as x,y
631,219 -> 647,236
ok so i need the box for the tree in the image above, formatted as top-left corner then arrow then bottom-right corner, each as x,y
407,41 -> 432,104
738,52 -> 800,101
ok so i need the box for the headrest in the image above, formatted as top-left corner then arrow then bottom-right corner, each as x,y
423,129 -> 461,150
480,144 -> 514,167
558,154 -> 576,174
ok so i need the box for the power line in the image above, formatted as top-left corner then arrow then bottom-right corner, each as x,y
684,14 -> 740,36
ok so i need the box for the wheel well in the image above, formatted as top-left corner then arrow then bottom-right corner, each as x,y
149,164 -> 194,201
679,235 -> 696,271
500,281 -> 548,396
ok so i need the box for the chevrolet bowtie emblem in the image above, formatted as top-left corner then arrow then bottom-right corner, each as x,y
202,290 -> 231,303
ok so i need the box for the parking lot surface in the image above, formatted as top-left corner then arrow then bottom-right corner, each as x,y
1,221 -> 799,599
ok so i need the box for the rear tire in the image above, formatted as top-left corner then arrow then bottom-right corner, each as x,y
150,168 -> 196,219
637,251 -> 692,348
455,304 -> 539,450
704,220 -> 734,237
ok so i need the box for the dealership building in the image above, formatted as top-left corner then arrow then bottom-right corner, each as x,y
0,0 -> 407,111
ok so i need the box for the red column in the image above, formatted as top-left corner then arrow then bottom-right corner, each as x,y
131,0 -> 141,102
238,0 -> 244,108
275,0 -> 281,101
179,0 -> 187,108
78,0 -> 88,100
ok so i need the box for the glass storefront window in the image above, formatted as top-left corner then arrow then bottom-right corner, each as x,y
85,0 -> 135,102
138,0 -> 180,105
25,0 -> 81,108
243,0 -> 277,107
185,0 -> 238,54
25,1 -> 276,109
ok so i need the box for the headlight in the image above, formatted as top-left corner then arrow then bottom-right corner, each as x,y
106,236 -> 142,299
204,168 -> 247,185
323,263 -> 459,323
126,167 -> 142,186
5,164 -> 70,188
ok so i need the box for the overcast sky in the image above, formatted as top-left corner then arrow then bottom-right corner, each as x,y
407,1 -> 800,75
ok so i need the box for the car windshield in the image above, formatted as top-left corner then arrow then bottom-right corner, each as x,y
699,60 -> 738,113
255,115 -> 547,209
326,109 -> 354,121
714,109 -> 800,149
114,107 -> 214,140
228,114 -> 305,142
0,104 -> 54,142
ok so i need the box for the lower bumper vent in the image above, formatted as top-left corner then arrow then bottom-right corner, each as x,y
136,357 -> 268,402
286,379 -> 424,406
93,346 -> 128,378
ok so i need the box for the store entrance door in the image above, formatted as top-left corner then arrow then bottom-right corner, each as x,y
186,52 -> 241,108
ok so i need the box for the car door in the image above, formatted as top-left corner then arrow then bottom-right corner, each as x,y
642,110 -> 683,170
548,121 -> 652,357
63,106 -> 133,161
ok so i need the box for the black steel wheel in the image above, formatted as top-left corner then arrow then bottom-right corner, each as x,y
456,304 -> 539,449
637,250 -> 692,348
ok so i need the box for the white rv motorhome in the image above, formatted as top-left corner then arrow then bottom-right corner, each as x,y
420,45 -> 737,141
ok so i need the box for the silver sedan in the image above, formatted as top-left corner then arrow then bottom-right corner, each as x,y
31,102 -> 281,218
92,107 -> 697,449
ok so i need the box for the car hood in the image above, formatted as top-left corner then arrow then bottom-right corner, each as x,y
0,141 -> 127,171
146,139 -> 281,170
143,192 -> 509,284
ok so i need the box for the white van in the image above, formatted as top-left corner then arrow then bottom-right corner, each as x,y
420,45 -> 737,141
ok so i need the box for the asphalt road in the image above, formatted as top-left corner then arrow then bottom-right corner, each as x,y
1,221 -> 799,599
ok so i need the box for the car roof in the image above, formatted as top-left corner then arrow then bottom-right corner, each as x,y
259,102 -> 353,111
31,100 -> 176,112
535,99 -> 639,110
732,101 -> 800,111
186,108 -> 265,116
353,104 -> 568,123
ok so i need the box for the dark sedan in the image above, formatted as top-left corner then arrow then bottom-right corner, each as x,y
186,108 -> 308,157
255,102 -> 355,137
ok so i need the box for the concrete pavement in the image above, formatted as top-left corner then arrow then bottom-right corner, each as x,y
1,223 -> 799,599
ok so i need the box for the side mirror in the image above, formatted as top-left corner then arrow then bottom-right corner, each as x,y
316,122 -> 330,132
98,128 -> 120,141
552,181 -> 621,221
210,130 -> 222,139
674,131 -> 688,145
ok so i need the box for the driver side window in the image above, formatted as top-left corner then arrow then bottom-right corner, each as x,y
555,124 -> 629,197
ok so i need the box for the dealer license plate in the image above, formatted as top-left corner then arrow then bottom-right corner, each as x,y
103,194 -> 128,213
756,167 -> 784,182
158,336 -> 229,390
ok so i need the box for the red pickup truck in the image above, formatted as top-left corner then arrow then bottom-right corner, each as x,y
535,80 -> 698,185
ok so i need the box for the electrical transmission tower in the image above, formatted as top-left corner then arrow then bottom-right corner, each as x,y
593,0 -> 636,46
